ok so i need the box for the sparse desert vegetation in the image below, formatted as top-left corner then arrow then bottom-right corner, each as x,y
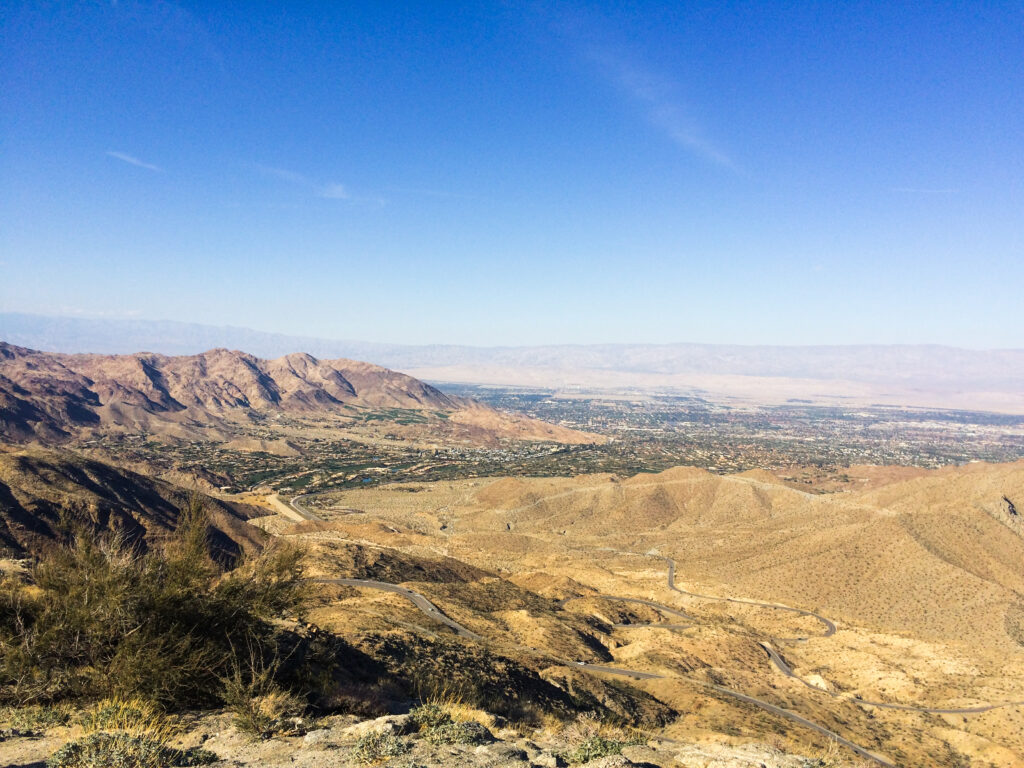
0,496 -> 308,710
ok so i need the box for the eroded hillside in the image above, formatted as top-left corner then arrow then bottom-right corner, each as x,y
290,461 -> 1024,766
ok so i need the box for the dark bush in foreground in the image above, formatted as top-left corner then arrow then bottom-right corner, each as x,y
0,496 -> 309,710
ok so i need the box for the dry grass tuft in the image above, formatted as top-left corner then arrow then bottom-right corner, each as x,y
77,696 -> 175,741
409,679 -> 496,731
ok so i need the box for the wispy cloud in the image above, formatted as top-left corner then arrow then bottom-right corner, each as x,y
890,186 -> 957,195
550,11 -> 737,171
106,151 -> 162,172
586,46 -> 737,171
319,183 -> 350,200
251,163 -> 382,204
255,164 -> 309,185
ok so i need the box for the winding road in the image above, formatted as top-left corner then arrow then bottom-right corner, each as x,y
315,567 -> 895,766
289,493 -> 321,521
661,556 -> 836,638
284,488 -> 1024,766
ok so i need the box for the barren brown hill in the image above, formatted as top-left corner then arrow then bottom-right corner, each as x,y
0,446 -> 267,560
299,461 -> 1024,766
0,342 -> 599,446
443,463 -> 1024,649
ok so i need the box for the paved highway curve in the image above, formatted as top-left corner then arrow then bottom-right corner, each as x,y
313,573 -> 894,766
657,556 -> 1024,716
288,490 -> 1023,766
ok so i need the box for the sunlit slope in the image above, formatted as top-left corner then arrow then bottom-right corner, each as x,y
460,463 -> 1024,649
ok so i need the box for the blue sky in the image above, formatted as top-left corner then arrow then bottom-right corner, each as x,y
2,1 -> 1022,347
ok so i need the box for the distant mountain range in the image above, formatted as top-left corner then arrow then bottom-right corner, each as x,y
4,313 -> 1023,412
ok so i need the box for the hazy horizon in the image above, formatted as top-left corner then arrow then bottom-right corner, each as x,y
3,3 -> 1023,348
6,310 -> 1024,354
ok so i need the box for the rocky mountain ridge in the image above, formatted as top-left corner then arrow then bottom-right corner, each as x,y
0,342 -> 596,445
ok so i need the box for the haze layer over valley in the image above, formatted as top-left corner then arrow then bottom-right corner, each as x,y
6,314 -> 1024,414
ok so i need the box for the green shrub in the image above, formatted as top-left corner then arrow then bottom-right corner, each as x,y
408,702 -> 450,730
0,496 -> 309,710
0,703 -> 72,730
222,659 -> 307,739
46,732 -> 218,768
423,720 -> 492,745
350,729 -> 410,765
560,735 -> 640,764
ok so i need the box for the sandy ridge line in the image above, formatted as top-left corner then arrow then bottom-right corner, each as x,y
500,474 -> 814,518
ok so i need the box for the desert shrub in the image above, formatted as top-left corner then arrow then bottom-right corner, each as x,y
560,734 -> 637,764
350,729 -> 410,765
0,702 -> 72,730
321,682 -> 394,718
0,496 -> 309,709
423,720 -> 492,745
408,702 -> 450,730
46,731 -> 218,768
554,713 -> 644,764
221,653 -> 307,738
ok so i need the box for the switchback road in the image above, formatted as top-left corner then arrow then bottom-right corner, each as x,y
286,489 -> 1022,766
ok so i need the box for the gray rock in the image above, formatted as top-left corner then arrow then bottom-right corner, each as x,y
300,728 -> 335,748
339,713 -> 413,740
672,743 -> 812,767
621,744 -> 672,767
582,757 -> 634,768
475,742 -> 529,762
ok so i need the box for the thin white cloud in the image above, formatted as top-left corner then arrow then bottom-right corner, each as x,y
548,9 -> 737,171
106,151 -> 162,172
252,163 -> 382,204
586,46 -> 737,171
319,183 -> 350,200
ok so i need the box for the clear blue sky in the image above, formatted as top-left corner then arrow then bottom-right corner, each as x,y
2,2 -> 1022,347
